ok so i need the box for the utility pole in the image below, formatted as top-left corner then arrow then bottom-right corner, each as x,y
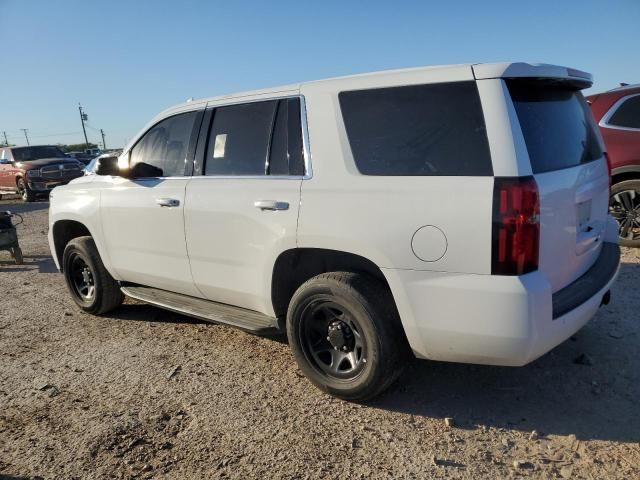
19,128 -> 30,145
100,129 -> 107,151
78,103 -> 89,149
2,131 -> 8,146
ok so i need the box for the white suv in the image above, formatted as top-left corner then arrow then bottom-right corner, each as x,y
48,63 -> 620,400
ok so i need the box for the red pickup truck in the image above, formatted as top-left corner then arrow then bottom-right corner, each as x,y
0,145 -> 84,202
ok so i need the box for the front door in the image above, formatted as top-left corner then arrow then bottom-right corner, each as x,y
0,149 -> 15,190
100,110 -> 202,296
185,97 -> 305,315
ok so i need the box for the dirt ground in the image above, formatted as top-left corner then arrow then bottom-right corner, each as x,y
0,197 -> 638,480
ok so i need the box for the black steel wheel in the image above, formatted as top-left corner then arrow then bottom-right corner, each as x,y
299,300 -> 367,380
62,236 -> 123,314
68,253 -> 96,302
287,272 -> 409,401
610,180 -> 640,248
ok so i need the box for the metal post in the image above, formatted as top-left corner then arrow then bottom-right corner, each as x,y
19,129 -> 29,145
78,103 -> 89,149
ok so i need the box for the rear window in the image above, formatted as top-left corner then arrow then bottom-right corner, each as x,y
339,82 -> 493,176
507,80 -> 602,174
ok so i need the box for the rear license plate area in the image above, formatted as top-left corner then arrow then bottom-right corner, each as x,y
577,200 -> 592,231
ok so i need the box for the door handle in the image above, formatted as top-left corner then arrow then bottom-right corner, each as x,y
254,200 -> 289,211
156,198 -> 180,207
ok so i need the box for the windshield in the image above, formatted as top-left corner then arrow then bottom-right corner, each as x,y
507,80 -> 602,174
12,146 -> 67,161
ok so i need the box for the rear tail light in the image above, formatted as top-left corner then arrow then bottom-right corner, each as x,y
604,152 -> 612,193
492,176 -> 540,275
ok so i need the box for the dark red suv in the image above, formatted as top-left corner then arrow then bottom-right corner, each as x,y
587,84 -> 640,247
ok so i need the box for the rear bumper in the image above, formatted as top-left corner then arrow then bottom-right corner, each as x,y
383,242 -> 620,366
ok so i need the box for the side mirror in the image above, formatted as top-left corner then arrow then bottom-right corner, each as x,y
95,156 -> 121,176
0,158 -> 12,165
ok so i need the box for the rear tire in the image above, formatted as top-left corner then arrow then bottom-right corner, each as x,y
17,178 -> 36,202
610,180 -> 640,248
62,236 -> 123,314
286,272 -> 409,401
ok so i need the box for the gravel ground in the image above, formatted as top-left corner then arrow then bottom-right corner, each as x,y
1,198 -> 639,479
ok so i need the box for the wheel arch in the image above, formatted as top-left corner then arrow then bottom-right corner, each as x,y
271,248 -> 394,319
612,165 -> 640,185
51,219 -> 93,272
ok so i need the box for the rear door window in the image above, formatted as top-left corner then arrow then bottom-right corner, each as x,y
205,101 -> 277,176
203,98 -> 304,176
607,94 -> 640,129
507,80 -> 602,173
339,82 -> 493,176
268,98 -> 304,176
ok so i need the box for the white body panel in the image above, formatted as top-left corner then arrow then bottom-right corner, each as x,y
99,176 -> 199,296
184,177 -> 301,315
48,62 -> 619,367
298,68 -> 493,274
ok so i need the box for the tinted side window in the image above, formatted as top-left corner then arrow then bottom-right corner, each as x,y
268,98 -> 304,175
205,101 -> 277,175
130,111 -> 198,178
608,95 -> 640,129
339,82 -> 493,176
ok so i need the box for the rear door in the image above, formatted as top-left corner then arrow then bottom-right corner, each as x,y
507,79 -> 610,291
184,97 -> 304,315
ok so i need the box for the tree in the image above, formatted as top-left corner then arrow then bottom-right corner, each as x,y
60,142 -> 98,152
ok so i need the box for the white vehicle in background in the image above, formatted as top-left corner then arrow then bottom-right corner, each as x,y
48,63 -> 620,400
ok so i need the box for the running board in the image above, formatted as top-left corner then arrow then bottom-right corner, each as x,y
121,285 -> 280,333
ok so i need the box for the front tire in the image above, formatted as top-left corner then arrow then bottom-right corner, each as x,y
17,178 -> 36,202
62,236 -> 123,314
286,272 -> 409,401
610,179 -> 640,248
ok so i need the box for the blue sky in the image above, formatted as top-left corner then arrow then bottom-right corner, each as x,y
1,0 -> 638,148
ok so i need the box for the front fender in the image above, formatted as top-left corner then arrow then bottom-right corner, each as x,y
48,184 -> 119,279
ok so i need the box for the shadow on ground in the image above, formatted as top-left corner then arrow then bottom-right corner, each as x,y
0,198 -> 49,214
372,261 -> 640,443
110,303 -> 207,326
0,255 -> 57,273
105,261 -> 638,444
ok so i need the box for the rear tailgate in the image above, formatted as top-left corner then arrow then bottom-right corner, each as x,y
506,78 -> 610,291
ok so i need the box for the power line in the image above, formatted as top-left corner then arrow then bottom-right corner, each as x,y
29,131 -> 82,138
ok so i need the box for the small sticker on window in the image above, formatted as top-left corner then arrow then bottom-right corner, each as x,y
213,134 -> 227,159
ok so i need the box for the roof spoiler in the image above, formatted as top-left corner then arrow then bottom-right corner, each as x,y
472,63 -> 593,89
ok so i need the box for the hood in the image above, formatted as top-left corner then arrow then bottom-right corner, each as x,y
14,158 -> 81,170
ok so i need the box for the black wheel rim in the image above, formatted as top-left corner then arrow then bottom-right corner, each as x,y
610,189 -> 640,242
69,253 -> 95,302
298,300 -> 367,380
